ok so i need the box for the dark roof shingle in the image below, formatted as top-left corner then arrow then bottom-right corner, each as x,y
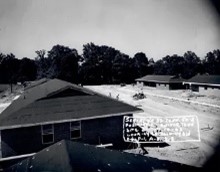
184,75 -> 220,85
0,79 -> 141,129
135,75 -> 184,83
5,140 -> 199,172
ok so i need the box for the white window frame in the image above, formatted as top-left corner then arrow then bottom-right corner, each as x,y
41,124 -> 54,144
70,121 -> 81,140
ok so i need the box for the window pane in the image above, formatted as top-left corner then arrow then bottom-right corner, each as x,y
41,124 -> 54,144
71,130 -> 80,139
42,134 -> 53,144
42,124 -> 53,134
71,121 -> 80,130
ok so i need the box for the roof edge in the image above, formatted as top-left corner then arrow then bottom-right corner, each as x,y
183,82 -> 220,87
135,79 -> 183,83
0,110 -> 143,130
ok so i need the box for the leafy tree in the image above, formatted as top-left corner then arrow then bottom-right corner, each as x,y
35,45 -> 80,83
0,53 -> 20,83
59,52 -> 80,83
203,49 -> 220,75
182,51 -> 201,79
154,54 -> 185,76
80,43 -> 122,84
35,50 -> 52,79
18,57 -> 37,82
133,52 -> 149,78
112,53 -> 131,83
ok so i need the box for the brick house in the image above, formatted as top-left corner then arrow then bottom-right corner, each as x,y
135,75 -> 185,90
0,79 -> 141,158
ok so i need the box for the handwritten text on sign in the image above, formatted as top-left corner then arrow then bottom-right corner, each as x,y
123,116 -> 200,143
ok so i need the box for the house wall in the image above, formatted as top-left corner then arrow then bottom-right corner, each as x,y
198,86 -> 220,96
0,115 -> 131,158
156,83 -> 169,90
137,81 -> 156,87
169,83 -> 186,90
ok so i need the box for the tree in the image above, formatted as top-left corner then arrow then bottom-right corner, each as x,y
18,57 -> 37,82
0,53 -> 20,83
203,49 -> 220,75
35,50 -> 52,79
154,54 -> 185,76
112,53 -> 132,83
182,51 -> 201,79
35,45 -> 80,83
59,52 -> 80,83
133,52 -> 149,78
80,43 -> 122,84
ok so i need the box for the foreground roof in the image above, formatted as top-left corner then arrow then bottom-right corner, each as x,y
5,140 -> 199,172
135,75 -> 184,83
184,75 -> 220,86
0,79 -> 141,130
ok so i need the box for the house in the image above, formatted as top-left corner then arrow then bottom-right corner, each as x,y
3,140 -> 199,172
183,75 -> 220,96
0,79 -> 141,158
135,75 -> 185,90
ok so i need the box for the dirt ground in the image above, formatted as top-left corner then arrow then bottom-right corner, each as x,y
86,85 -> 220,167
0,84 -> 219,167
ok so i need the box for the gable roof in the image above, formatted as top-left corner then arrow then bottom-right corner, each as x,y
135,75 -> 184,83
184,75 -> 220,86
5,140 -> 198,172
23,78 -> 48,90
0,79 -> 141,130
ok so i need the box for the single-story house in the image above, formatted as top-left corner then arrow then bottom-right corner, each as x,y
0,78 -> 141,158
183,75 -> 220,96
3,140 -> 198,172
135,75 -> 185,90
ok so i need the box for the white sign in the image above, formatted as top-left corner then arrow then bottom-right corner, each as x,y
123,116 -> 200,143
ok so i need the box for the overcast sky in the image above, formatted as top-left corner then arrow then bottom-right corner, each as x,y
0,0 -> 219,60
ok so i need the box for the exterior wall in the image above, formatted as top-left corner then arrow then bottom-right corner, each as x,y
0,115 -> 131,158
156,83 -> 169,90
198,86 -> 220,96
169,83 -> 186,90
136,81 -> 143,88
139,81 -> 156,87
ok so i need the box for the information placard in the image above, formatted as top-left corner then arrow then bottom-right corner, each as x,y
123,116 -> 200,143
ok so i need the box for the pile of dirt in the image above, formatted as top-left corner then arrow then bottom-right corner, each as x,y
133,93 -> 146,100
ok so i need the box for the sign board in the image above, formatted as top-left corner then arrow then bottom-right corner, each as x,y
123,116 -> 200,143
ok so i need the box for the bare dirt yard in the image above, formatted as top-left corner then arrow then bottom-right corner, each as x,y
86,85 -> 220,168
0,85 -> 219,167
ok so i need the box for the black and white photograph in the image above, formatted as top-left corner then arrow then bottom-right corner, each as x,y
0,0 -> 220,171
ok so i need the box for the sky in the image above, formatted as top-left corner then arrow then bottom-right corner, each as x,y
0,0 -> 219,60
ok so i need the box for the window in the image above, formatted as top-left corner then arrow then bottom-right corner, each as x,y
70,121 -> 81,139
41,124 -> 54,144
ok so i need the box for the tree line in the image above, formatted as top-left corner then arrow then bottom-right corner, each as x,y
0,43 -> 219,85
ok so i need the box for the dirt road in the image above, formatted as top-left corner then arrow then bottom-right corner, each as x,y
87,85 -> 220,167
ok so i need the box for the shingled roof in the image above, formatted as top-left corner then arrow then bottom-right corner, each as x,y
5,140 -> 199,172
135,75 -> 184,84
0,79 -> 141,130
184,75 -> 220,86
